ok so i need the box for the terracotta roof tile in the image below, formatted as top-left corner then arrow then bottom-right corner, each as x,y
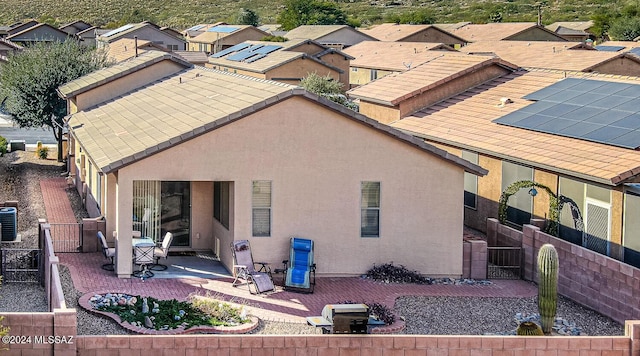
360,23 -> 440,41
449,22 -> 560,41
391,69 -> 640,185
344,41 -> 456,71
348,53 -> 517,105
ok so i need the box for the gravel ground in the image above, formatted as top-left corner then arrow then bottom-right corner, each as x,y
0,151 -> 627,336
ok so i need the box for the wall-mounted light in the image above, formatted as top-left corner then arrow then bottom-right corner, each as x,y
528,188 -> 538,197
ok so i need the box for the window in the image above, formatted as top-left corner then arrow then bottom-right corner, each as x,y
370,69 -> 378,81
96,172 -> 102,209
351,67 -> 358,72
462,151 -> 478,209
167,44 -> 179,51
252,181 -> 271,237
361,181 -> 380,237
214,181 -> 230,229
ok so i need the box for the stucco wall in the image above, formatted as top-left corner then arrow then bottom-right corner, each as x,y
112,96 -> 466,277
266,59 -> 341,84
349,67 -> 395,86
592,57 -> 640,77
358,101 -> 401,124
71,60 -> 185,113
508,28 -> 565,41
316,52 -> 351,88
108,27 -> 185,50
532,169 -> 558,220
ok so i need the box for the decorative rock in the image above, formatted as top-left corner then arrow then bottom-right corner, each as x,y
118,298 -> 127,306
144,316 -> 154,328
128,297 -> 137,306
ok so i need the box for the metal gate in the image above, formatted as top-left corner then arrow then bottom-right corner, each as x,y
487,246 -> 522,279
48,223 -> 82,253
1,248 -> 43,283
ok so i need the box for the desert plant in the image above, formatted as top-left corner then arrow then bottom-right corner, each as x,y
516,321 -> 544,336
537,243 -> 559,334
365,262 -> 431,284
36,145 -> 49,160
0,136 -> 7,157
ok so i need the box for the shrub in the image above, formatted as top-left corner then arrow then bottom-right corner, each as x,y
36,146 -> 49,160
365,262 -> 431,284
0,136 -> 6,157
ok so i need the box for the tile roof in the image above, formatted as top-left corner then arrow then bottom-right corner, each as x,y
6,23 -> 70,41
67,67 -> 486,176
58,51 -> 192,98
390,69 -> 640,185
546,21 -> 594,32
460,40 -> 638,71
448,22 -> 562,41
433,22 -> 471,32
347,54 -> 518,105
344,41 -> 456,71
359,23 -> 464,42
208,50 -> 338,74
173,50 -> 209,64
189,26 -> 261,43
106,38 -> 167,62
285,25 -> 362,40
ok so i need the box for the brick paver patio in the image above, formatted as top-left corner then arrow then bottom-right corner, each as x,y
42,177 -> 538,330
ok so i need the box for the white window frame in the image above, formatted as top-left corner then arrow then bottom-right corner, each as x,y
252,181 -> 271,237
361,181 -> 380,238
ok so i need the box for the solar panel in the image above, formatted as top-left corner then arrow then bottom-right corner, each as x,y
207,25 -> 239,33
628,47 -> 640,56
210,43 -> 252,58
227,48 -> 263,61
245,53 -> 267,63
251,45 -> 282,54
102,24 -> 135,37
594,45 -> 625,52
187,24 -> 205,31
494,78 -> 640,149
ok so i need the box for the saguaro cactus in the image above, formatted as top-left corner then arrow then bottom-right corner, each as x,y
537,243 -> 559,334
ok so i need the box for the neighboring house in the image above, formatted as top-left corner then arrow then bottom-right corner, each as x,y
96,22 -> 186,51
349,61 -> 640,268
258,24 -> 287,37
343,41 -> 458,86
446,22 -> 568,42
159,26 -> 183,40
284,25 -> 377,49
106,38 -> 168,62
461,40 -> 640,76
348,54 -> 519,122
206,39 -> 353,87
59,20 -> 93,35
57,50 -> 486,279
6,23 -> 71,45
546,21 -> 596,42
173,50 -> 209,66
185,24 -> 269,54
76,26 -> 98,47
359,23 -> 467,47
0,20 -> 39,38
0,38 -> 22,57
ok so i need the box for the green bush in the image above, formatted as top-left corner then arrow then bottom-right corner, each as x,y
36,146 -> 49,160
0,136 -> 7,157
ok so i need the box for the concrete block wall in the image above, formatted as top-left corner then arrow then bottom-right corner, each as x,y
487,218 -> 640,324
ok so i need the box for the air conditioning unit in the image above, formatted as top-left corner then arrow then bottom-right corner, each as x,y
0,207 -> 17,241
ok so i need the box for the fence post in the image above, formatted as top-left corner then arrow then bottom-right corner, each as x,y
522,224 -> 540,282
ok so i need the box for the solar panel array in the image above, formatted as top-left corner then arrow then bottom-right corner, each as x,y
628,47 -> 640,56
186,24 -> 205,32
493,78 -> 640,149
210,43 -> 282,63
594,45 -> 625,52
207,25 -> 239,33
103,24 -> 135,37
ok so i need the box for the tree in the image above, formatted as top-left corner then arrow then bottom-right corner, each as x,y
0,40 -> 111,161
277,0 -> 347,31
608,16 -> 640,40
385,9 -> 435,24
236,8 -> 260,27
300,72 -> 357,111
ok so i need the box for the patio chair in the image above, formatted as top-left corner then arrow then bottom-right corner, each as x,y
151,232 -> 173,271
97,231 -> 115,271
282,237 -> 316,293
231,240 -> 275,294
132,242 -> 155,280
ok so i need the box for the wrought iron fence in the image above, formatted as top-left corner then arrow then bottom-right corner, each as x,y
487,246 -> 522,279
47,223 -> 82,253
1,248 -> 42,283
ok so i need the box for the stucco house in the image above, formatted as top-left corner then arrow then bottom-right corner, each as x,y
360,23 -> 467,47
0,38 -> 21,57
6,23 -> 72,45
343,41 -> 458,86
284,25 -> 377,49
185,24 -> 269,54
461,40 -> 640,76
206,38 -> 353,86
546,21 -> 595,42
96,22 -> 186,51
444,22 -> 567,42
348,59 -> 640,269
105,38 -> 169,62
57,50 -> 486,279
0,20 -> 39,38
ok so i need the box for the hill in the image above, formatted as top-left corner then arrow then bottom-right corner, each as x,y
0,0 -> 618,31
